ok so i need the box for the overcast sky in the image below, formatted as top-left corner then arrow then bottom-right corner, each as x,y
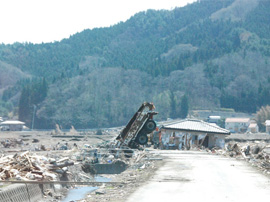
0,0 -> 196,44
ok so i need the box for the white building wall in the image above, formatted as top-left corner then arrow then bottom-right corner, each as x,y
225,122 -> 249,133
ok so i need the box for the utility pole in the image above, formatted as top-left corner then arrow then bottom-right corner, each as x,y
32,105 -> 36,130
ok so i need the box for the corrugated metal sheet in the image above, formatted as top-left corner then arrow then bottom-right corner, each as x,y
161,119 -> 230,135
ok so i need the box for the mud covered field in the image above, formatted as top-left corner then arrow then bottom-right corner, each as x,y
0,130 -> 116,154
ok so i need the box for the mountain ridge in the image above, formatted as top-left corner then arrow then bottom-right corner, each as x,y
0,0 -> 270,128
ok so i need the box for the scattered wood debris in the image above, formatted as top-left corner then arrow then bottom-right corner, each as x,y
0,151 -> 74,181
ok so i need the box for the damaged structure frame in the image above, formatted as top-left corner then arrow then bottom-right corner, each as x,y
160,119 -> 230,150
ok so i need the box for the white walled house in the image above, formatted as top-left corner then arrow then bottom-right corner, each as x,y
225,118 -> 250,133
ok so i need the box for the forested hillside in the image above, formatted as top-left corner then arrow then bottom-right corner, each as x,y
0,0 -> 270,129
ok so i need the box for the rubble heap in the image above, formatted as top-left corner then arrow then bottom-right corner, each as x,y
212,142 -> 270,174
0,151 -> 74,181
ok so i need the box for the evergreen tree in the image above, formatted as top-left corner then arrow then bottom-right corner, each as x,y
18,79 -> 48,127
18,86 -> 31,124
41,78 -> 48,99
170,91 -> 177,118
180,94 -> 189,119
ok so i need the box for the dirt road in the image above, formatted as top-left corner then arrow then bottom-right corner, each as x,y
126,150 -> 270,202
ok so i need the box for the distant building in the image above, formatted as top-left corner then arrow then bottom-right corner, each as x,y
247,121 -> 259,133
207,116 -> 221,124
266,120 -> 270,134
225,118 -> 250,133
0,120 -> 25,131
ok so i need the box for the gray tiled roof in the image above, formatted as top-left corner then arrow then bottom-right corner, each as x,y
161,119 -> 230,135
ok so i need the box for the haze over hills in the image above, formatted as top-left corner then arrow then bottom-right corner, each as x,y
0,0 -> 270,129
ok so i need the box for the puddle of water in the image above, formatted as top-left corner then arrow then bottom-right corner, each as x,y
62,186 -> 98,202
61,176 -> 111,202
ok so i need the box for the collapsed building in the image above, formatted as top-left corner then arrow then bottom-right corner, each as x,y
159,119 -> 230,149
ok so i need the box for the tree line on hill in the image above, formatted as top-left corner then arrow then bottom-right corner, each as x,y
0,0 -> 270,129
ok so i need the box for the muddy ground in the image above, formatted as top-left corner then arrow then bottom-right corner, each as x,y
0,130 -> 117,154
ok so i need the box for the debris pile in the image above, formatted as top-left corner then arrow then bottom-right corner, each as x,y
80,147 -> 158,176
1,138 -> 24,148
212,142 -> 270,174
0,151 -> 74,181
80,148 -> 131,175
